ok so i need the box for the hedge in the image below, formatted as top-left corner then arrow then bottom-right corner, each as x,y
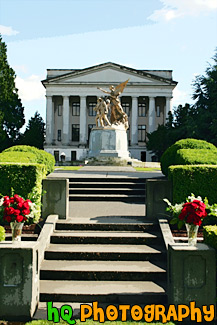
3,145 -> 55,175
0,163 -> 46,223
203,226 -> 217,249
168,165 -> 217,204
175,149 -> 217,165
0,151 -> 38,164
161,139 -> 217,176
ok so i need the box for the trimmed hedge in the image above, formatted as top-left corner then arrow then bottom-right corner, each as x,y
203,226 -> 217,249
0,163 -> 46,223
161,139 -> 217,176
0,151 -> 38,164
168,165 -> 217,204
3,145 -> 55,175
175,149 -> 217,165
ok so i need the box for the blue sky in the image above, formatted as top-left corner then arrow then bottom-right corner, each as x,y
0,0 -> 217,126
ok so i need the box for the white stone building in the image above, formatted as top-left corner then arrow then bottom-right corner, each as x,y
42,62 -> 177,162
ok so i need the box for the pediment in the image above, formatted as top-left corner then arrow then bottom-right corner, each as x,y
46,66 -> 167,85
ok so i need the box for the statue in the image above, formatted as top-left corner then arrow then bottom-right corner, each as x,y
97,79 -> 129,130
94,97 -> 111,127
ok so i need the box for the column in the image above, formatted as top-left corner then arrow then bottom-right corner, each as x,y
165,96 -> 172,124
62,96 -> 70,145
131,97 -> 138,145
80,96 -> 87,145
148,96 -> 156,133
45,95 -> 53,145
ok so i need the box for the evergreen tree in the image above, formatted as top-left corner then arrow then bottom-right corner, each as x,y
21,111 -> 45,149
0,35 -> 25,151
192,49 -> 217,145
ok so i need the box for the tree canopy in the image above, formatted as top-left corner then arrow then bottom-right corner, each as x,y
0,35 -> 25,151
20,111 -> 45,149
147,49 -> 217,159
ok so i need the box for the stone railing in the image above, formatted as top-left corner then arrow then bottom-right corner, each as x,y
159,218 -> 216,311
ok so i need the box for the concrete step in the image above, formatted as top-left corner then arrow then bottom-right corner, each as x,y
40,260 -> 166,281
69,188 -> 145,195
44,243 -> 166,261
50,231 -> 161,245
69,182 -> 146,189
69,194 -> 145,202
40,280 -> 167,304
55,221 -> 156,232
69,178 -> 146,183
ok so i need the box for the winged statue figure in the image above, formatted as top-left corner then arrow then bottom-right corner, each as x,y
97,79 -> 129,129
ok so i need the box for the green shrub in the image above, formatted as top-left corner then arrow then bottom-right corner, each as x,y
4,145 -> 55,174
161,139 -> 217,176
0,163 -> 46,223
0,151 -> 38,164
203,226 -> 217,249
168,165 -> 217,204
175,149 -> 217,165
0,225 -> 5,241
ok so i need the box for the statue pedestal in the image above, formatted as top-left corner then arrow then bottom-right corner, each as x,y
88,126 -> 130,160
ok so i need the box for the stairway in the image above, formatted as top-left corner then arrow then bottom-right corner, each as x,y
68,177 -> 146,202
37,174 -> 167,317
39,219 -> 167,306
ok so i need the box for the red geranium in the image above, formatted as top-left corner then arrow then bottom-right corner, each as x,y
179,199 -> 207,226
0,194 -> 34,224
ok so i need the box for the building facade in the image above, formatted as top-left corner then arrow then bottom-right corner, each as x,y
42,62 -> 177,162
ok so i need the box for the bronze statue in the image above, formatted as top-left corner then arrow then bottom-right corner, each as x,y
97,79 -> 129,129
94,97 -> 111,127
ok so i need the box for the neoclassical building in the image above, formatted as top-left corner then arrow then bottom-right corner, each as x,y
42,62 -> 177,162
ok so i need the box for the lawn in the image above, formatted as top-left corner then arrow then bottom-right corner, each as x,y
134,167 -> 161,172
55,166 -> 83,171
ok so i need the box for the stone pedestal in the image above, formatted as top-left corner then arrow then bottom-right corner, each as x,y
88,126 -> 130,160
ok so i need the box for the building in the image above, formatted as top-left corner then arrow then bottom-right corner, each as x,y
42,62 -> 177,162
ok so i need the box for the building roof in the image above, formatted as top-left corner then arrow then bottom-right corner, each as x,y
42,62 -> 178,87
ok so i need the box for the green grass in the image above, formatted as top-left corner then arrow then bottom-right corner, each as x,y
26,321 -> 176,325
134,167 -> 161,172
55,166 -> 83,171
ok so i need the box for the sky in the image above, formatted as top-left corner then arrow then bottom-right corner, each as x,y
0,0 -> 217,127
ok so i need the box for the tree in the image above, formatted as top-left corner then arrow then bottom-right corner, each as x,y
0,35 -> 25,151
192,49 -> 217,145
20,111 -> 45,149
146,104 -> 197,160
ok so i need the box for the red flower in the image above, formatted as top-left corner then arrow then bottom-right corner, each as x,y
22,208 -> 30,216
179,199 -> 207,226
10,197 -> 15,204
14,195 -> 24,204
5,215 -> 12,223
3,196 -> 10,207
16,215 -> 24,222
22,201 -> 30,209
14,209 -> 20,216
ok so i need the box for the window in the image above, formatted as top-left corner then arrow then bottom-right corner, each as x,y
72,124 -> 79,141
88,102 -> 97,116
54,151 -> 59,162
72,102 -> 80,116
156,105 -> 160,117
71,151 -> 76,161
141,151 -> 146,162
138,125 -> 146,142
57,130 -> 61,141
122,103 -> 130,116
58,105 -> 62,116
138,103 -> 146,117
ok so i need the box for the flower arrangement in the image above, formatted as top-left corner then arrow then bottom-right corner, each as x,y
163,194 -> 215,229
0,194 -> 37,225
